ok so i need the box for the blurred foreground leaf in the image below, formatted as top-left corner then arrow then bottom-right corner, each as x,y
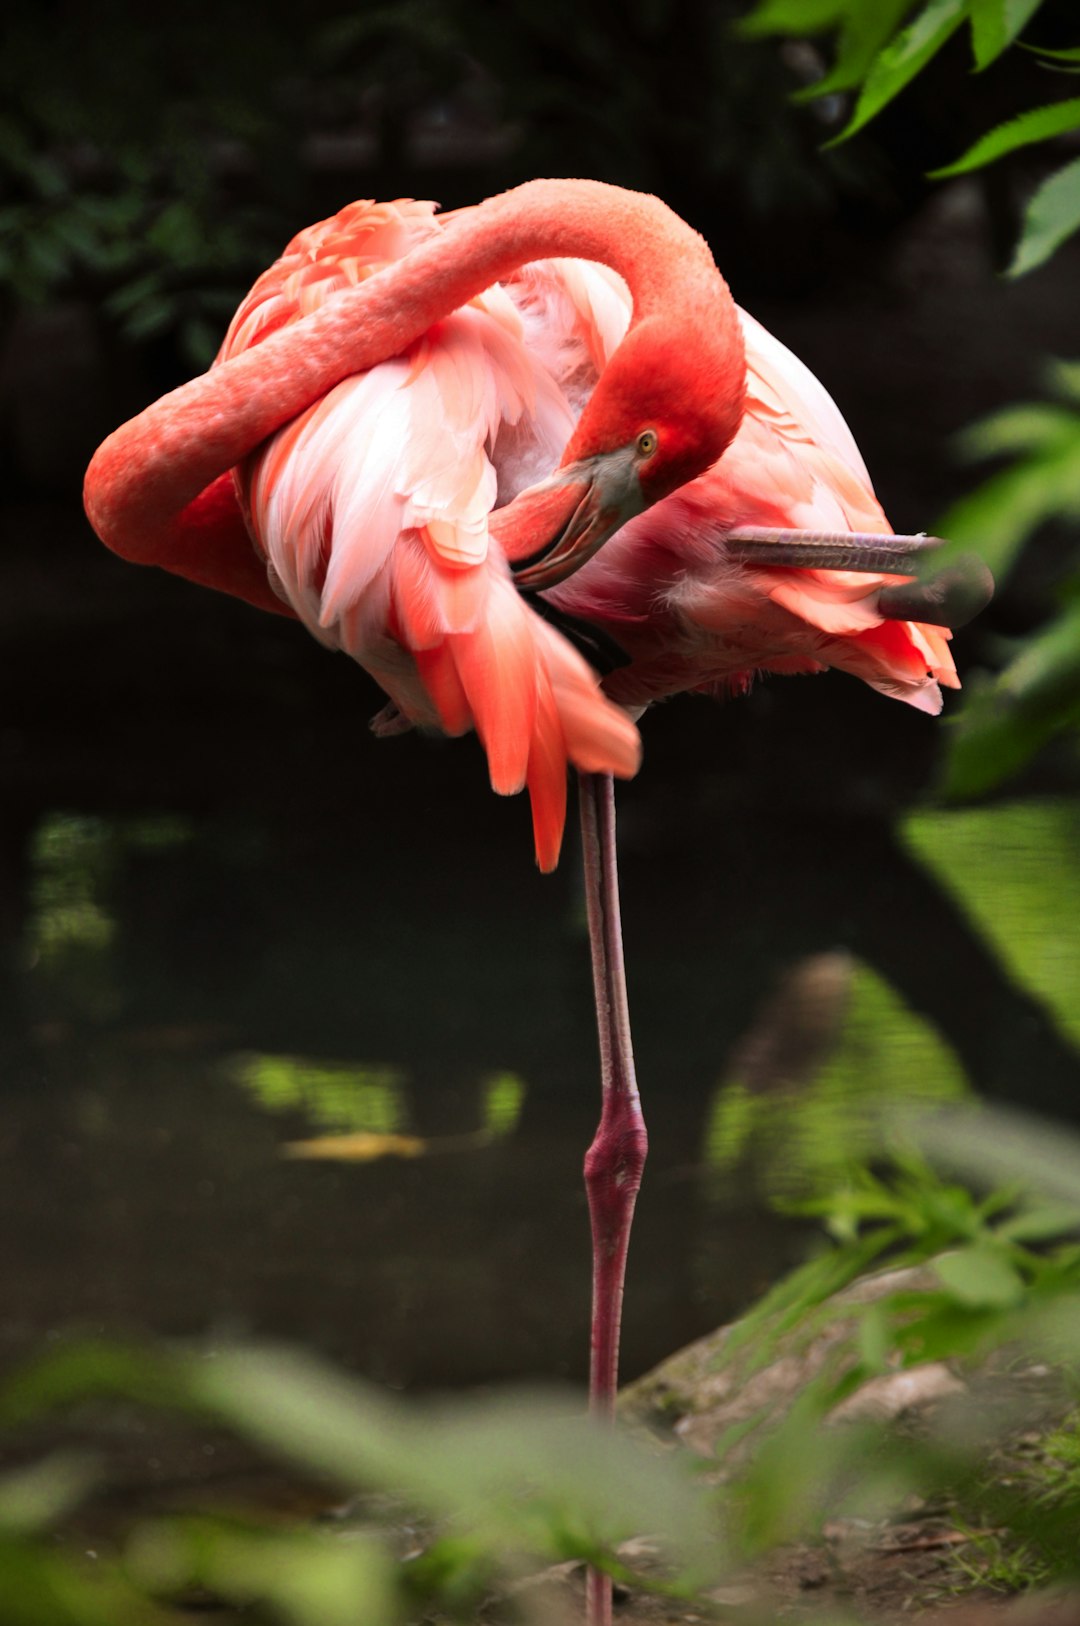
0,1455 -> 98,1537
128,1518 -> 394,1626
930,97 -> 1080,177
189,1351 -> 719,1574
1009,154 -> 1080,276
943,600 -> 1080,798
0,1340 -> 723,1618
934,1243 -> 1027,1307
906,1102 -> 1080,1209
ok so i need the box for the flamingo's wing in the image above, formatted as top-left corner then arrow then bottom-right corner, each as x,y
719,310 -> 959,711
220,203 -> 640,870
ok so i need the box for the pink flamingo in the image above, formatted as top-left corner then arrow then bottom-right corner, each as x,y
84,181 -> 984,1625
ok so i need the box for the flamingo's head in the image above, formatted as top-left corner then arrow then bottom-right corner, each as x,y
502,314 -> 746,590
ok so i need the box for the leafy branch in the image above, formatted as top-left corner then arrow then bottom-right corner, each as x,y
741,0 -> 1080,274
936,362 -> 1080,796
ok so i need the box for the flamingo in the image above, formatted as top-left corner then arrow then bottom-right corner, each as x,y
83,180 -> 985,1625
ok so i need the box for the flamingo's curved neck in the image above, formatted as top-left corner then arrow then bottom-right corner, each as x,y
84,180 -> 732,555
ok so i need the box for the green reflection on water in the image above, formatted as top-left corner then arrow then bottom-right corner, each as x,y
232,1054 -> 409,1135
26,812 -> 192,1017
29,815 -> 117,964
905,797 -> 1080,1046
233,1056 -> 530,1144
481,1071 -> 526,1137
704,958 -> 968,1195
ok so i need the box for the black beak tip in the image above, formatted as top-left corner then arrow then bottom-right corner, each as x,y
878,555 -> 995,630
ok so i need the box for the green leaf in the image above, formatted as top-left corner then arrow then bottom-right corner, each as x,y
894,1298 -> 1010,1359
793,0 -> 913,100
0,1454 -> 97,1535
0,1539 -> 163,1626
954,401 -> 1080,459
968,0 -> 1043,71
0,1340 -> 190,1427
1020,42 -> 1080,64
1009,154 -> 1080,276
910,1105 -> 1080,1211
128,1518 -> 396,1626
120,295 -> 177,343
1047,358 -> 1080,403
829,0 -> 969,143
942,603 -> 1080,797
934,432 -> 1080,585
935,1244 -> 1025,1307
931,98 -> 1080,176
190,1348 -> 719,1571
998,1203 -> 1080,1243
734,0 -> 850,38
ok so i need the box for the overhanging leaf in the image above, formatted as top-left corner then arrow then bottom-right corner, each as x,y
931,97 -> 1080,177
941,602 -> 1080,797
828,0 -> 968,144
934,435 -> 1080,585
735,0 -> 850,39
1009,154 -> 1080,275
1019,42 -> 1080,64
793,0 -> 912,101
969,0 -> 1044,71
953,401 -> 1080,460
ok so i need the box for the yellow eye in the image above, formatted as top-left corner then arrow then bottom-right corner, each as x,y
635,428 -> 658,458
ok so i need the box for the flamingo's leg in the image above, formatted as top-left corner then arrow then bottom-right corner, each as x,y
577,770 -> 648,1626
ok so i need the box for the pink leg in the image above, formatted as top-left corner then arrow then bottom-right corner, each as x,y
578,771 -> 648,1626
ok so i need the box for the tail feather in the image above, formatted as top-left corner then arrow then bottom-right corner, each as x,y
223,198 -> 645,867
525,673 -> 570,873
393,543 -> 640,860
821,619 -> 954,715
537,618 -> 642,778
413,643 -> 472,735
450,573 -> 538,796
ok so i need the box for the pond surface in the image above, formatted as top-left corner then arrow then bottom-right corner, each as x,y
4,506 -> 1080,1399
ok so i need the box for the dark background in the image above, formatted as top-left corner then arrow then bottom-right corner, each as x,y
1,0 -> 1078,1393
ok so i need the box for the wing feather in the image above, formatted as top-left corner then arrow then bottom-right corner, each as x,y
222,198 -> 642,868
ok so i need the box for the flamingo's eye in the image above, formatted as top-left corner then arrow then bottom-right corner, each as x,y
635,428 -> 658,458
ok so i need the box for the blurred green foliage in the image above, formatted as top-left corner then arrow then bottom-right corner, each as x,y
0,5 -> 311,362
708,1117 -> 1080,1583
935,368 -> 1080,796
5,1104 -> 1080,1620
742,0 -> 1080,272
0,1340 -> 718,1623
705,957 -> 968,1194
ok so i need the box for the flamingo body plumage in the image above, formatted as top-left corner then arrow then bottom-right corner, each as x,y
202,195 -> 956,871
217,201 -> 645,870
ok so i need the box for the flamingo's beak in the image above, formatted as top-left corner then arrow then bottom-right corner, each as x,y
491,449 -> 644,590
877,555 -> 994,628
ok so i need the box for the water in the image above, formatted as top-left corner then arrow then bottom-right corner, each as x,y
4,514 -> 1080,1398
